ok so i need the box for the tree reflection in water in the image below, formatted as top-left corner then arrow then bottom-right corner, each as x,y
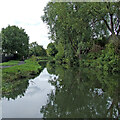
41,62 -> 119,118
2,61 -> 46,100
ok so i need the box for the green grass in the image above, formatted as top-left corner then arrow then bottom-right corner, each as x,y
2,56 -> 44,98
2,57 -> 42,81
0,60 -> 20,66
36,56 -> 48,61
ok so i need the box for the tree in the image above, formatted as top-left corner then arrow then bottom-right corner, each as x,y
42,2 -> 93,60
42,2 -> 120,61
29,42 -> 46,56
88,2 -> 120,36
46,43 -> 58,57
1,25 -> 29,59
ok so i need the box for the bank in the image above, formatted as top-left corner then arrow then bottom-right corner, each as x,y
2,56 -> 42,82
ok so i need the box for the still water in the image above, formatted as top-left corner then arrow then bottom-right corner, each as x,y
2,62 -> 120,118
2,68 -> 56,118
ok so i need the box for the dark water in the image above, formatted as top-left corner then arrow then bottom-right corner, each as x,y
2,62 -> 120,118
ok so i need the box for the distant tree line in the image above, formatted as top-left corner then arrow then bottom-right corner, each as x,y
29,42 -> 46,57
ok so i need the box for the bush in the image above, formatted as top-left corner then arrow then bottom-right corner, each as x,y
90,44 -> 103,53
80,42 -> 120,73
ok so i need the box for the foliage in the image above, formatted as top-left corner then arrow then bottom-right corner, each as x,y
29,42 -> 46,57
42,2 -> 120,63
46,42 -> 58,57
55,42 -> 64,60
80,42 -> 120,73
77,41 -> 92,56
89,44 -> 103,53
1,25 -> 29,59
46,61 -> 56,75
36,56 -> 48,62
2,78 -> 29,100
94,37 -> 108,47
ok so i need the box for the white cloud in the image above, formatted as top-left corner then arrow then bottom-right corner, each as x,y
0,0 -> 51,49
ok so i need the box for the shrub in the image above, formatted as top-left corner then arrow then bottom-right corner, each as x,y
80,42 -> 120,73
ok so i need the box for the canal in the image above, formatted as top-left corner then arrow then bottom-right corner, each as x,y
2,62 -> 119,118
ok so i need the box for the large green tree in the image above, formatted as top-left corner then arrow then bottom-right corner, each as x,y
1,25 -> 29,59
42,2 -> 120,61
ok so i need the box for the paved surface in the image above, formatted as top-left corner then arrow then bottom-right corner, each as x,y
0,61 -> 25,69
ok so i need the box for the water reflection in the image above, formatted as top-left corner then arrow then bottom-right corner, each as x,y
2,61 -> 46,100
40,62 -> 119,118
2,61 -> 119,118
2,68 -> 56,118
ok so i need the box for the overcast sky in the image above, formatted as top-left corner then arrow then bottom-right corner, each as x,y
0,0 -> 51,49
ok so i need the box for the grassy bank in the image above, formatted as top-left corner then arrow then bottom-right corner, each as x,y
2,56 -> 47,99
2,56 -> 42,82
0,60 -> 20,66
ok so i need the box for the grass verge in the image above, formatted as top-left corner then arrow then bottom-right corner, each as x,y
0,60 -> 20,66
2,57 -> 42,82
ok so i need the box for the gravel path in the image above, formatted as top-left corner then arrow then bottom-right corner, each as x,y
0,61 -> 25,69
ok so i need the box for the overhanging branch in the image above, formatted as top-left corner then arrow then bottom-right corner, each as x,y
102,18 -> 112,34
